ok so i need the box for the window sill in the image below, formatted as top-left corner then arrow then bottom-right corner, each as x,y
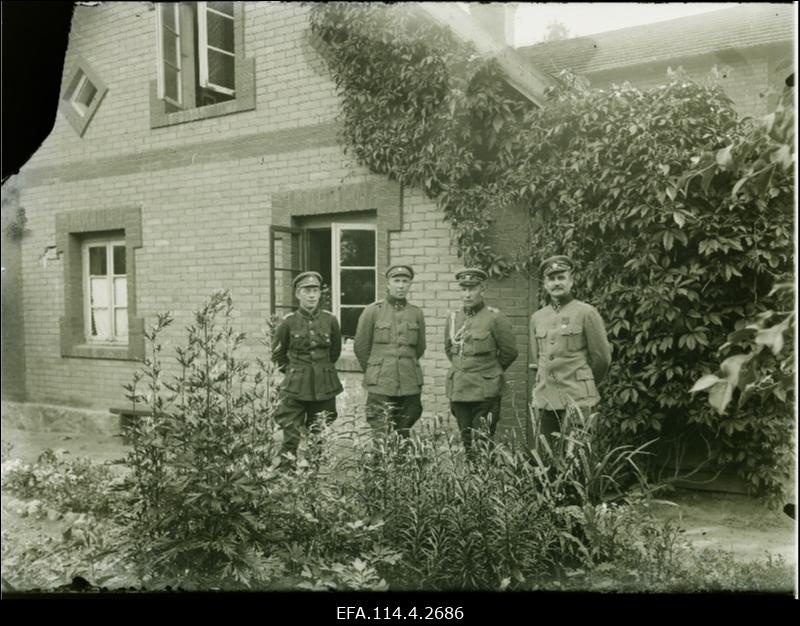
148,58 -> 255,129
64,343 -> 138,361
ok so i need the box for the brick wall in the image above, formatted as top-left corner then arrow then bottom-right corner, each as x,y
1,196 -> 28,401
16,3 -> 504,428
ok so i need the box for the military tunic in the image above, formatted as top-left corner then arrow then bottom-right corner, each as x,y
354,296 -> 426,436
273,307 -> 343,457
445,302 -> 518,449
273,307 -> 343,400
444,303 -> 518,401
529,297 -> 611,410
354,297 -> 426,396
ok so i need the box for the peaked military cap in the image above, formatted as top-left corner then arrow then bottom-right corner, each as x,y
293,271 -> 323,289
539,255 -> 574,277
455,268 -> 488,286
386,264 -> 414,280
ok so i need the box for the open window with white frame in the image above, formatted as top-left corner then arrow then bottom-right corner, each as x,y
156,1 -> 236,110
82,237 -> 128,343
270,215 -> 378,344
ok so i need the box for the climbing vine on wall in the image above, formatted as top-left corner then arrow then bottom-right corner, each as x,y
309,2 -> 533,276
308,4 -> 795,504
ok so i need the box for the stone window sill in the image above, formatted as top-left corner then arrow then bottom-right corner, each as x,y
64,343 -> 138,361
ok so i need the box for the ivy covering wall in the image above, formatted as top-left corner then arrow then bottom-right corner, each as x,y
308,4 -> 795,504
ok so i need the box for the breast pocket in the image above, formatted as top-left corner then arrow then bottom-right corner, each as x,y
374,322 -> 391,344
560,327 -> 585,352
291,331 -> 309,350
464,331 -> 493,356
399,321 -> 419,346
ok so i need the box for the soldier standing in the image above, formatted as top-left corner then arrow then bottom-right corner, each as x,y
354,265 -> 426,437
445,268 -> 518,451
529,255 -> 612,441
273,271 -> 343,466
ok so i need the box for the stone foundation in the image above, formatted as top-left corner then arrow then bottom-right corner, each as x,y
1,400 -> 122,436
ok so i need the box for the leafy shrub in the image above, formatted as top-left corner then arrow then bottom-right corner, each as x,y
687,98 -> 795,506
1,449 -> 119,517
309,1 -> 794,505
120,291 -> 285,589
1,515 -> 134,591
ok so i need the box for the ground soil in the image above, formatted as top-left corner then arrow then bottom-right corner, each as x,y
2,426 -> 797,576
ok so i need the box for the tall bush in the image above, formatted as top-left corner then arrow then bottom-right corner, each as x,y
120,291 -> 284,588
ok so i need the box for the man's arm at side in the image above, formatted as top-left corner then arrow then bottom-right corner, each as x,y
353,305 -> 375,371
585,306 -> 612,383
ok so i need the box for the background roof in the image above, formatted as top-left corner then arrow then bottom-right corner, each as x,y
518,4 -> 796,75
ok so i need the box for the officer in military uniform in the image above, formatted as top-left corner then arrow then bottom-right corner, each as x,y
354,265 -> 426,437
445,268 -> 519,451
273,271 -> 343,465
529,255 -> 612,441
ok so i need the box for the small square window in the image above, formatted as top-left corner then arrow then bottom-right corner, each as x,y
67,71 -> 98,117
59,57 -> 108,137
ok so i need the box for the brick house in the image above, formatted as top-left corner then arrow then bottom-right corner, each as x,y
0,3 -> 794,440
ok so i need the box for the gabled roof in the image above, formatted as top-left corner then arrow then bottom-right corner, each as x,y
518,4 -> 796,76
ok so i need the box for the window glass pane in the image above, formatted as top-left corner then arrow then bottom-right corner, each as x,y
206,11 -> 234,52
115,308 -> 129,338
114,277 -> 128,308
207,49 -> 235,90
164,67 -> 179,102
340,307 -> 365,340
89,247 -> 107,275
160,3 -> 177,30
113,246 -> 126,275
208,2 -> 234,18
90,277 -> 109,307
163,28 -> 178,65
91,308 -> 110,339
340,230 -> 375,267
76,79 -> 97,108
340,269 -> 375,305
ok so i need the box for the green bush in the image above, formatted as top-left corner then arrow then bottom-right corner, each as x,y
120,291 -> 285,589
1,449 -> 120,517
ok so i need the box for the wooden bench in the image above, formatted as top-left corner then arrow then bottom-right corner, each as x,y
109,406 -> 153,442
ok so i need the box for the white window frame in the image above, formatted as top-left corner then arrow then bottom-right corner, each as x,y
198,1 -> 236,96
68,71 -> 97,117
156,2 -> 183,107
331,222 -> 377,330
82,239 -> 128,344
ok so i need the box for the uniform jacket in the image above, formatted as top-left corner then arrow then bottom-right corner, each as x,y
273,307 -> 343,401
444,302 -> 518,402
354,296 -> 426,396
529,297 -> 612,410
